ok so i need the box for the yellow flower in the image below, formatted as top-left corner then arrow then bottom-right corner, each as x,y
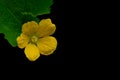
17,18 -> 57,61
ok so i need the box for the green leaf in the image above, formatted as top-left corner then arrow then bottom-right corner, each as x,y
0,0 -> 53,47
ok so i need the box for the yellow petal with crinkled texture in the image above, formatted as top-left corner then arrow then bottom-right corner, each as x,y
22,21 -> 39,36
36,19 -> 56,37
25,43 -> 40,61
37,36 -> 57,55
16,33 -> 29,49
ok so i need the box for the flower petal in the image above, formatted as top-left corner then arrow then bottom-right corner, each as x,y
36,19 -> 56,37
22,21 -> 39,36
16,33 -> 29,49
37,36 -> 57,55
24,43 -> 40,61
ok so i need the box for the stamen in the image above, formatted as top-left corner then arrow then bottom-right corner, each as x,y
31,36 -> 38,43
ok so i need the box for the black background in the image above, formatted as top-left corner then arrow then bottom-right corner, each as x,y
0,0 -> 67,66
0,0 -> 112,78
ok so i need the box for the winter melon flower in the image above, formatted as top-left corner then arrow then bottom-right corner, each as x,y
17,18 -> 57,61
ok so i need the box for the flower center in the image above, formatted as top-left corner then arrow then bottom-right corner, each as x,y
31,35 -> 38,43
